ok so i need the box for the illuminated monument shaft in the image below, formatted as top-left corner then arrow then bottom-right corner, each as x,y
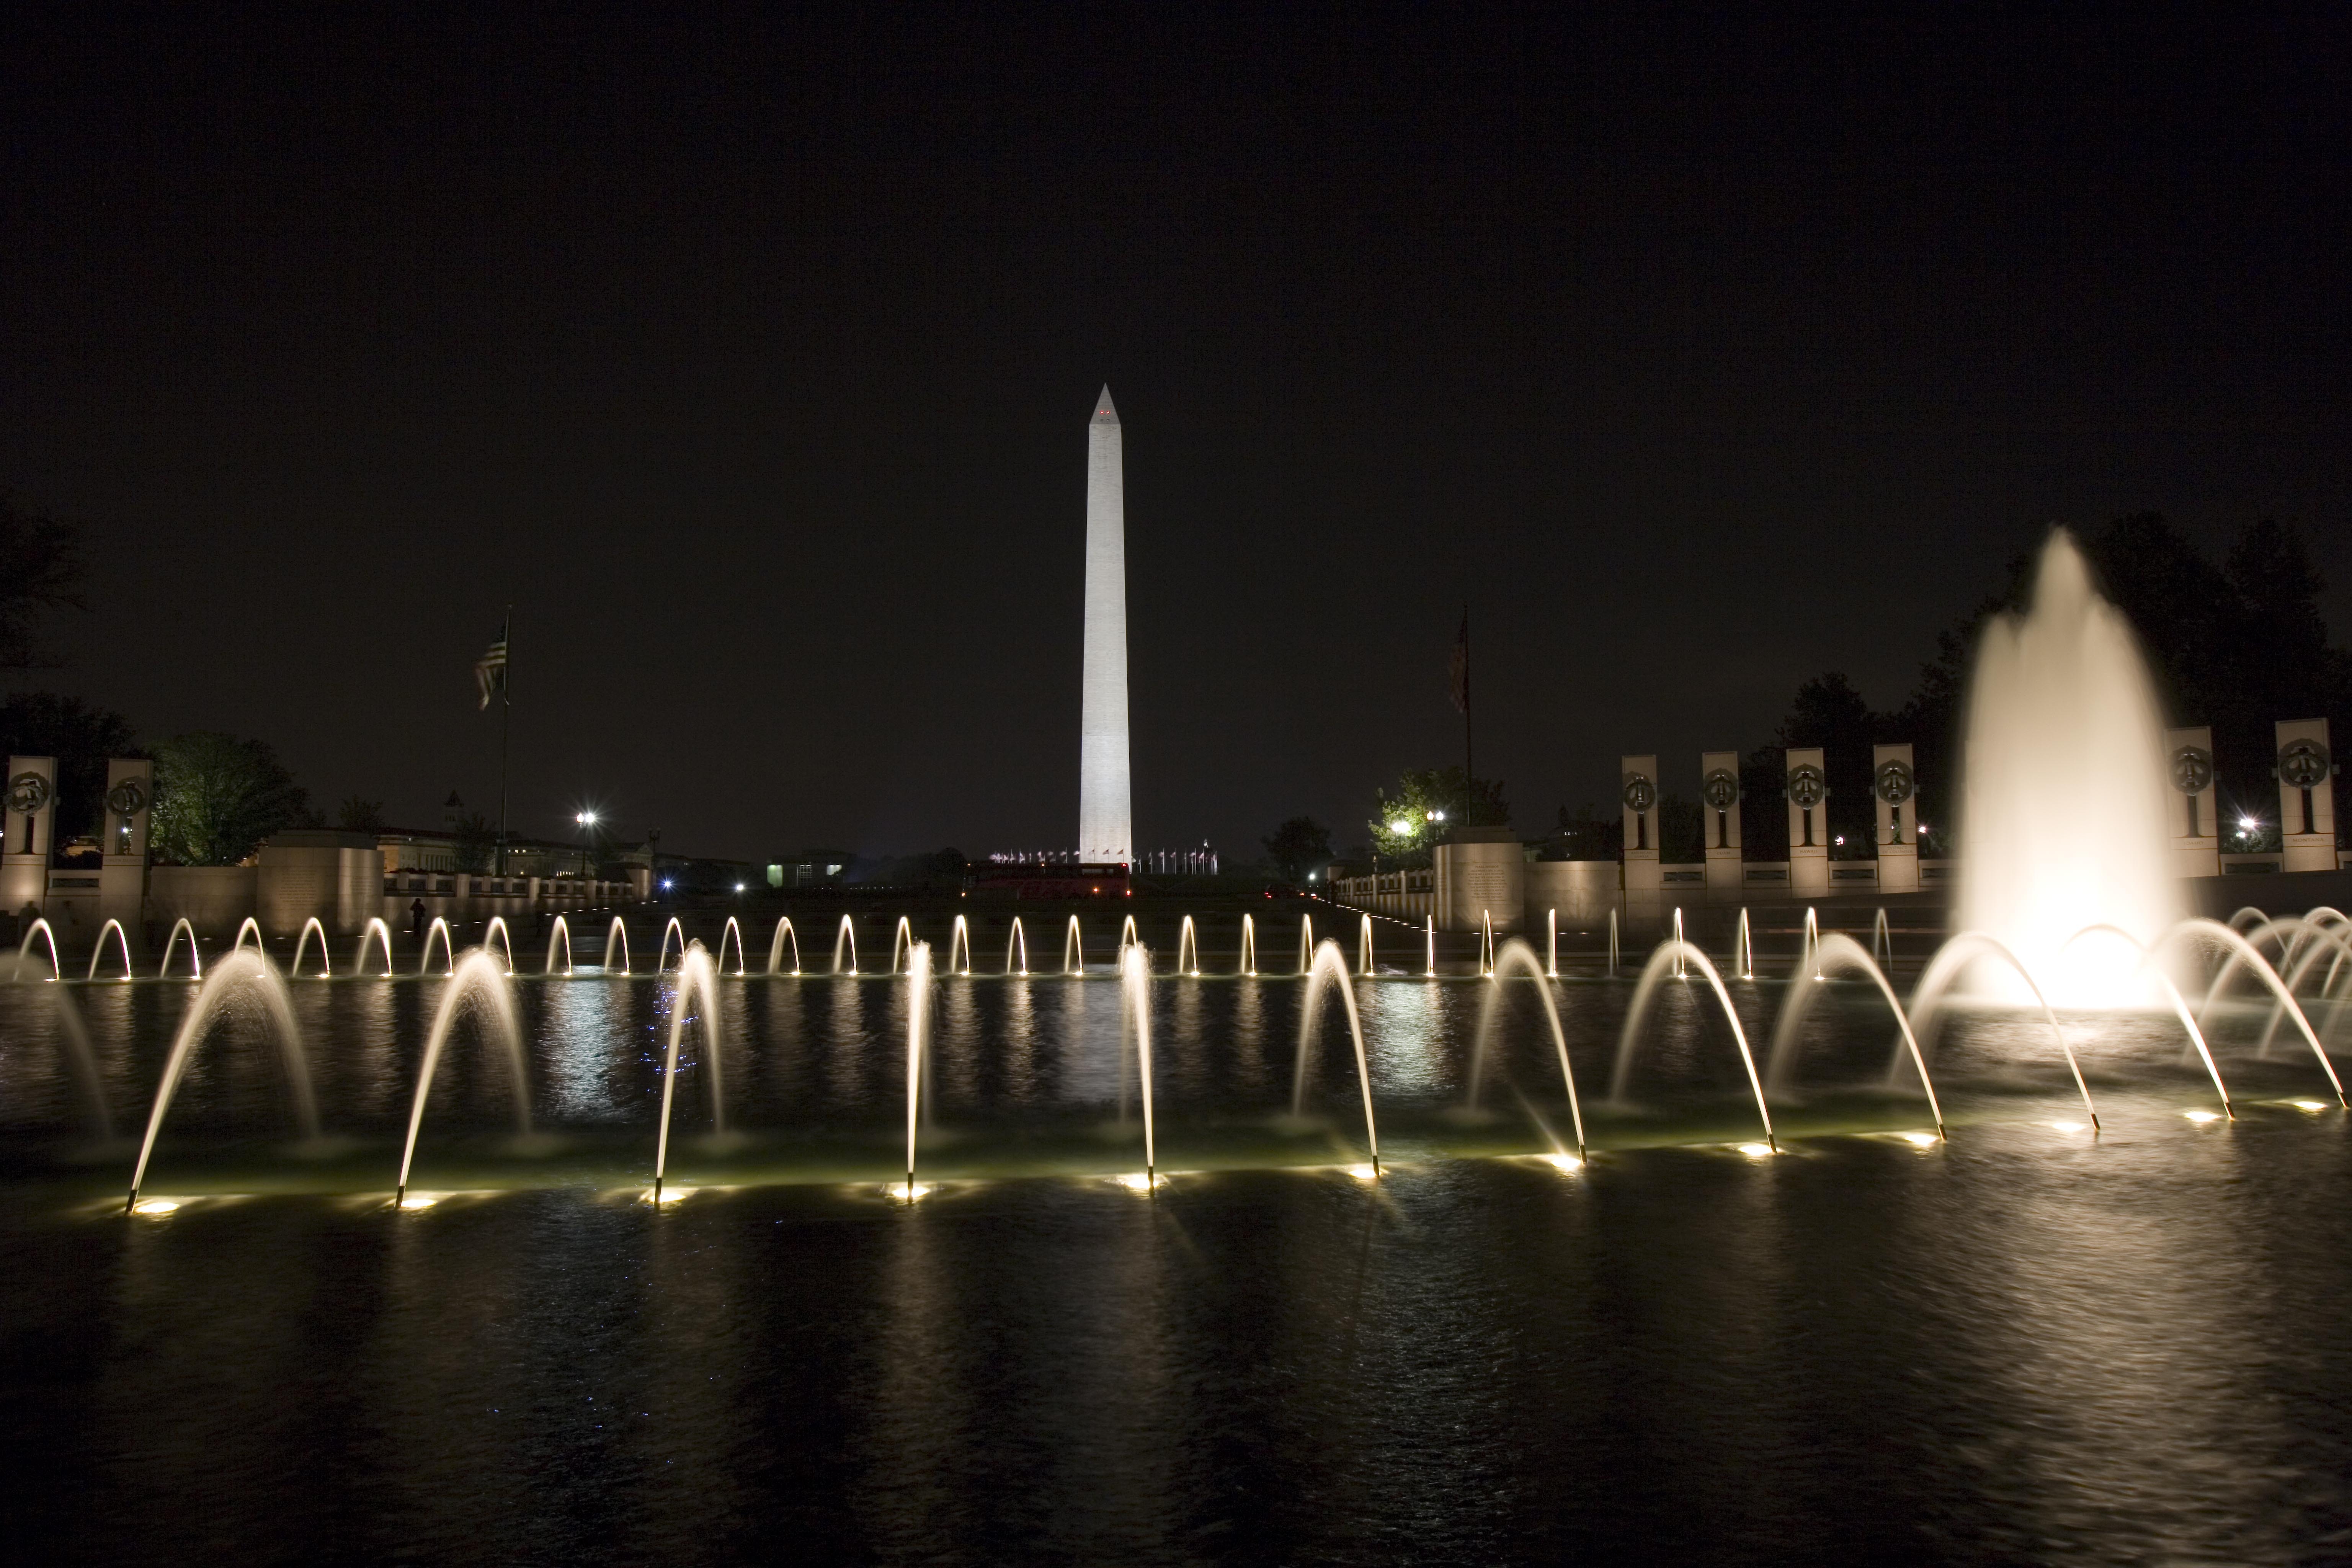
1079,386 -> 1133,863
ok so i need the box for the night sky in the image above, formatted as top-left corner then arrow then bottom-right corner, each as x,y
4,7 -> 2347,863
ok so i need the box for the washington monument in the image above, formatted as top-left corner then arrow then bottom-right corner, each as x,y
1078,385 -> 1133,863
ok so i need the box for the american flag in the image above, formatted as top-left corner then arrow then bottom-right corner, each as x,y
474,617 -> 510,709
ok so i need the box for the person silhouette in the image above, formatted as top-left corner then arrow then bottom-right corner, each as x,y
408,897 -> 428,941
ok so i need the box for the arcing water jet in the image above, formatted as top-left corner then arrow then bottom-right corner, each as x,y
652,942 -> 726,1201
1464,938 -> 1586,1159
291,917 -> 332,979
1611,940 -> 1778,1152
768,917 -> 801,975
395,948 -> 530,1204
1292,939 -> 1381,1173
355,919 -> 395,977
127,950 -> 318,1210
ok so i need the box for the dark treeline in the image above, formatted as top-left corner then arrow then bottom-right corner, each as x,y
1742,516 -> 2351,856
1537,516 -> 2350,862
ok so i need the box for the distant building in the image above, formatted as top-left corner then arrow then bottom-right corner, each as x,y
767,850 -> 853,889
376,826 -> 622,879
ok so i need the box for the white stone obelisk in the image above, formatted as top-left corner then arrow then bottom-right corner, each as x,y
1079,385 -> 1133,863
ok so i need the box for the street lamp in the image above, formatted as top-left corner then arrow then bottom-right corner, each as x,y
574,810 -> 598,877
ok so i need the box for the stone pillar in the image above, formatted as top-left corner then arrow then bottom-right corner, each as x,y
1872,743 -> 1919,893
100,758 -> 154,931
1701,751 -> 1742,901
2,755 -> 57,922
1525,860 -> 1620,929
1786,747 -> 1829,899
1433,827 -> 1525,933
1621,755 -> 1661,931
2276,719 -> 2338,873
257,829 -> 383,936
2165,726 -> 2220,877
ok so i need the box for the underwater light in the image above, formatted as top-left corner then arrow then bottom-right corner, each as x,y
648,1186 -> 691,1204
2183,1110 -> 2221,1124
1735,1142 -> 1775,1158
2051,1120 -> 2086,1133
131,1198 -> 183,1215
1900,1131 -> 1939,1147
2292,1100 -> 2329,1112
397,1193 -> 441,1210
1112,1172 -> 1157,1192
1536,1152 -> 1582,1171
1347,1164 -> 1380,1182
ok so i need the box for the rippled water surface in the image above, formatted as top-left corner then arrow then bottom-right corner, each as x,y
4,964 -> 2349,1565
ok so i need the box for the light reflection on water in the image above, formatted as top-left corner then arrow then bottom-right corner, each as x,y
1931,1117 -> 2308,1563
1356,975 -> 1443,1098
0,1079 -> 2342,1560
3,970 -> 2344,1175
10,934 -> 2352,1561
1053,976 -> 1127,1104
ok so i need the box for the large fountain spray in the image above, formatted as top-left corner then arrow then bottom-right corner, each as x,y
1957,529 -> 2184,1006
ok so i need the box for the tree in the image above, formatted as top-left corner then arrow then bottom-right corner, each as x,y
1657,792 -> 1705,862
1777,673 -> 1882,855
2215,518 -> 2352,823
1794,514 -> 2352,852
1548,801 -> 1620,860
0,497 -> 87,669
0,693 -> 139,842
1263,817 -> 1333,884
150,732 -> 317,865
338,796 -> 388,834
856,848 -> 970,889
1369,765 -> 1510,867
1738,750 -> 1790,858
448,810 -> 498,874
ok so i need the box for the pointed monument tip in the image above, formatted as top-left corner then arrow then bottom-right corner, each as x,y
1092,385 -> 1118,423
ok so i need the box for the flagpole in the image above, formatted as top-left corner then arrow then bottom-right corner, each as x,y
497,604 -> 511,876
1461,602 -> 1473,816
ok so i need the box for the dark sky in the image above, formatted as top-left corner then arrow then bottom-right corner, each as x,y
4,5 -> 2347,862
